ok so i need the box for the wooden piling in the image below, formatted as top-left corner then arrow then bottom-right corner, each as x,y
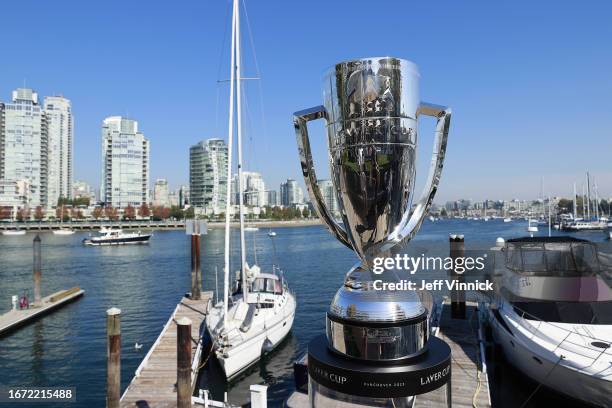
33,235 -> 41,305
106,307 -> 121,408
190,235 -> 201,300
177,317 -> 192,408
449,234 -> 466,319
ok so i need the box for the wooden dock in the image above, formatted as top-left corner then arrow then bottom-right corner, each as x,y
415,300 -> 491,408
0,287 -> 84,336
120,293 -> 212,408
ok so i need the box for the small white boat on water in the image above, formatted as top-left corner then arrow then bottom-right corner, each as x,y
267,229 -> 276,237
244,226 -> 259,232
83,228 -> 151,246
503,217 -> 512,223
2,230 -> 26,236
53,228 -> 75,236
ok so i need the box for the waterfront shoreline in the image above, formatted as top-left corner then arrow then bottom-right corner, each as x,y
0,219 -> 323,232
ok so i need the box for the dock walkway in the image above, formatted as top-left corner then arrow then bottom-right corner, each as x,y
120,293 -> 212,408
0,288 -> 84,336
415,300 -> 491,408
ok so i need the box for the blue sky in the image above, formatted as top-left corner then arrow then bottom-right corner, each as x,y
1,0 -> 611,202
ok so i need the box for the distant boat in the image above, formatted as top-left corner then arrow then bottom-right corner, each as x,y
527,219 -> 539,234
267,229 -> 276,237
83,228 -> 151,246
2,230 -> 26,236
563,220 -> 607,232
503,217 -> 512,223
53,228 -> 75,236
244,226 -> 259,232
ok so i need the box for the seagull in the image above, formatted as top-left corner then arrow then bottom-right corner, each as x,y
134,342 -> 143,351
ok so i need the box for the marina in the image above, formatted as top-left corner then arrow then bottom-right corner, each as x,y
0,222 -> 610,407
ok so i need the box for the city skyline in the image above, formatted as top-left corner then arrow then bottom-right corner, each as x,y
1,1 -> 611,202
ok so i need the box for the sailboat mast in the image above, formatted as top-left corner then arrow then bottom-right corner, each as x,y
595,181 -> 600,221
573,183 -> 577,219
586,172 -> 591,220
222,0 -> 238,329
235,0 -> 248,300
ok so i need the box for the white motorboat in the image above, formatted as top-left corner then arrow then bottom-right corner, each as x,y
563,220 -> 607,231
2,229 -> 26,236
503,217 -> 512,223
487,237 -> 612,407
205,0 -> 295,381
244,226 -> 259,232
53,228 -> 75,235
83,228 -> 151,246
267,230 -> 276,237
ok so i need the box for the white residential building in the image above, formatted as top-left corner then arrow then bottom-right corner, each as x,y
189,139 -> 227,213
280,178 -> 303,206
153,178 -> 170,207
318,179 -> 340,217
101,116 -> 149,208
0,88 -> 47,207
44,96 -> 73,206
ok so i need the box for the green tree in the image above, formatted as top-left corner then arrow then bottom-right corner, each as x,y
169,206 -> 184,220
302,207 -> 310,218
184,207 -> 195,219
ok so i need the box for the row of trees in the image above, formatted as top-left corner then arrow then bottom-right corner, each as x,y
4,203 -> 195,222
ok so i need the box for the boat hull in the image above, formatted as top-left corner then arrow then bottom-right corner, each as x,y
208,292 -> 296,381
489,308 -> 612,407
83,235 -> 151,246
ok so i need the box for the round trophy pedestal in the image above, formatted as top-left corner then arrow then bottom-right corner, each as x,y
308,334 -> 451,407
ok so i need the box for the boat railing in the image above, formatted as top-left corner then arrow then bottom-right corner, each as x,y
501,301 -> 611,367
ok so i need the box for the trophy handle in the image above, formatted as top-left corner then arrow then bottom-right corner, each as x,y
293,106 -> 352,250
385,102 -> 451,250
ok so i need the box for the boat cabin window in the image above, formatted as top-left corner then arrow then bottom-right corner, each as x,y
505,240 -> 602,276
250,277 -> 282,294
513,300 -> 612,324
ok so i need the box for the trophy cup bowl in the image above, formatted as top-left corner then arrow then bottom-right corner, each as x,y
293,57 -> 451,363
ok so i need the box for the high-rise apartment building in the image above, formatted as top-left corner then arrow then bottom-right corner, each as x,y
232,171 -> 267,207
153,178 -> 170,207
318,179 -> 340,217
101,116 -> 149,208
280,178 -> 303,207
0,88 -> 74,211
44,96 -> 73,206
189,139 -> 227,213
267,190 -> 279,207
0,88 -> 47,208
179,185 -> 190,208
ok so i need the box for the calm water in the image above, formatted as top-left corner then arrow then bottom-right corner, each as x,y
0,220 -> 609,407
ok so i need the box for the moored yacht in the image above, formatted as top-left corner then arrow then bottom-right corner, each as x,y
82,228 -> 151,246
205,264 -> 295,380
487,237 -> 612,407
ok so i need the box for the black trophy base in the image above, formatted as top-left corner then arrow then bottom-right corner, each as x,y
307,334 -> 451,399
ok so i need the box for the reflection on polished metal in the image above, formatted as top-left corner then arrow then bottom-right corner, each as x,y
294,57 -> 451,362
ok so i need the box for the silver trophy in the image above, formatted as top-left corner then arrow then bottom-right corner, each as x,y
294,57 -> 451,364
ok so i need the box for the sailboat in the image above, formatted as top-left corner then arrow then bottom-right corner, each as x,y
205,0 -> 295,381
